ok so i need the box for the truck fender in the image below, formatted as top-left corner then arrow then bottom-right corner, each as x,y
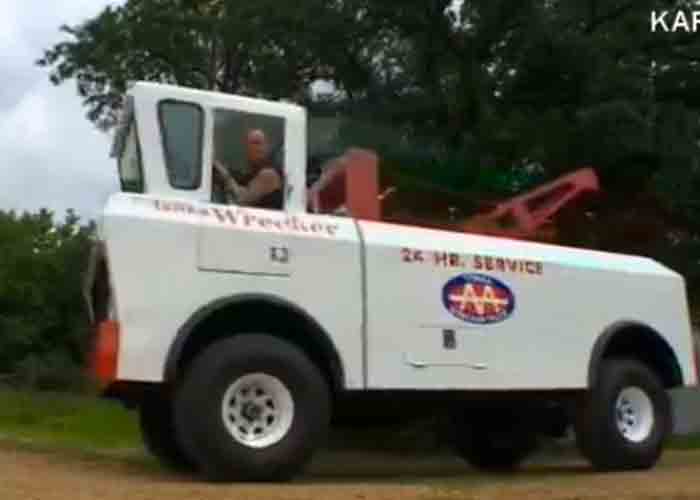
163,293 -> 345,390
588,320 -> 683,389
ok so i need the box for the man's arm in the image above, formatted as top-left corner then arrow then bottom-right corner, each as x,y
214,161 -> 282,205
234,169 -> 282,205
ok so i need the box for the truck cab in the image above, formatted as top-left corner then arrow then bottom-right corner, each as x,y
113,83 -> 310,207
85,81 -> 699,482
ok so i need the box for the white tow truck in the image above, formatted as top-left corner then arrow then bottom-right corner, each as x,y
84,81 -> 699,482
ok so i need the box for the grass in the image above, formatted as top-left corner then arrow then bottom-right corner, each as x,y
671,434 -> 700,450
0,388 -> 140,454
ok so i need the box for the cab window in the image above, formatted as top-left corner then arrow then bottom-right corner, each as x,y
211,109 -> 285,208
158,100 -> 204,190
117,120 -> 144,193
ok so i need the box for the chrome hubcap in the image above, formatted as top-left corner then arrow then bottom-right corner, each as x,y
221,373 -> 294,449
615,387 -> 654,443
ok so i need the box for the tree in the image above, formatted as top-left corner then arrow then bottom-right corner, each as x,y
38,0 -> 700,298
36,0 -> 374,129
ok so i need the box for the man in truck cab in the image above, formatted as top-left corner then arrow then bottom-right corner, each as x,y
213,128 -> 284,210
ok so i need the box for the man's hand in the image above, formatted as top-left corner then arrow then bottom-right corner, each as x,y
213,160 -> 231,183
212,160 -> 241,202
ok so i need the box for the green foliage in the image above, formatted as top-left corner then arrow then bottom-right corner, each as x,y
671,433 -> 700,450
0,389 -> 139,452
14,352 -> 90,393
35,0 -> 369,129
0,209 -> 95,391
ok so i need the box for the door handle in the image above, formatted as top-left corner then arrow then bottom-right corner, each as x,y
403,353 -> 488,371
404,354 -> 428,369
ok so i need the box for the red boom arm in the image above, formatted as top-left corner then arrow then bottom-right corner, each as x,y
308,151 -> 600,242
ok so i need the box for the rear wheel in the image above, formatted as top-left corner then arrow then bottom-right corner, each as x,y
575,359 -> 672,471
449,407 -> 538,472
139,390 -> 197,473
174,334 -> 331,482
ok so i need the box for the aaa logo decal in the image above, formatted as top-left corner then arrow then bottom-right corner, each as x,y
442,274 -> 515,325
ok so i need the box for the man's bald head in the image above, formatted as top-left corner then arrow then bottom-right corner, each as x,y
246,128 -> 269,165
247,128 -> 266,143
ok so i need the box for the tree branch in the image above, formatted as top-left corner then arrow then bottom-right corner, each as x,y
585,0 -> 636,34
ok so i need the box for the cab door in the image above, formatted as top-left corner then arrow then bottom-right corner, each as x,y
196,104 -> 292,275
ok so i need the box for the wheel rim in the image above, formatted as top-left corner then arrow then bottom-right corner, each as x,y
615,387 -> 654,443
221,373 -> 294,449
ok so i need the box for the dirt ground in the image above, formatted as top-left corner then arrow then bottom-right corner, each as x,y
2,444 -> 700,500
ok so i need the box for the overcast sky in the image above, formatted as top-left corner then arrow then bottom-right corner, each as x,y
0,0 -> 123,223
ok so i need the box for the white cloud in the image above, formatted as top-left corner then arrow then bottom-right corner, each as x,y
0,80 -> 118,220
0,2 -> 21,51
0,0 -> 123,222
1,89 -> 50,144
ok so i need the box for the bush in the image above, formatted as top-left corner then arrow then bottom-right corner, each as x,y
13,352 -> 90,393
0,209 -> 95,392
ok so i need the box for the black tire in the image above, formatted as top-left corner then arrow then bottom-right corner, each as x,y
139,390 -> 198,473
448,407 -> 538,472
173,334 -> 331,482
575,359 -> 672,471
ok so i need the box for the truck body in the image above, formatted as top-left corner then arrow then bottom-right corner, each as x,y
84,81 -> 699,481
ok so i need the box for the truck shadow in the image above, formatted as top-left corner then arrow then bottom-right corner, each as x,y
108,451 -> 596,484
295,451 -> 597,484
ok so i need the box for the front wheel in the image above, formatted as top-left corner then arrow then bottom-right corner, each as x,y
174,334 -> 331,482
575,359 -> 672,471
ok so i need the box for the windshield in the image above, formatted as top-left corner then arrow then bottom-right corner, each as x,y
117,121 -> 144,193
